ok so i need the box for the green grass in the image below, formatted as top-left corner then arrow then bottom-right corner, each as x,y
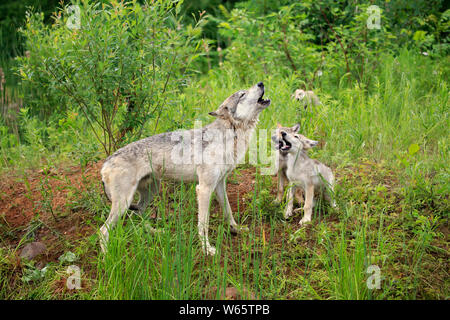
0,49 -> 448,299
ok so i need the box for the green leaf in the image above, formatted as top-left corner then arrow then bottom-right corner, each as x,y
408,143 -> 420,156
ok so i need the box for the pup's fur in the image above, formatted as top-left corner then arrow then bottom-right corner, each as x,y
272,126 -> 335,225
100,82 -> 270,255
292,89 -> 321,109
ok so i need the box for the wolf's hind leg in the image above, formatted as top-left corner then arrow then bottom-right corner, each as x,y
215,177 -> 241,234
99,174 -> 137,253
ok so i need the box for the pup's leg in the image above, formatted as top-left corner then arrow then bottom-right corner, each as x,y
196,181 -> 217,256
99,174 -> 137,253
215,177 -> 242,234
299,184 -> 314,226
323,174 -> 337,208
284,185 -> 295,219
324,188 -> 336,208
294,188 -> 304,205
276,169 -> 287,203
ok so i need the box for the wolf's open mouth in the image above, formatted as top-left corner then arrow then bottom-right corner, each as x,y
257,90 -> 271,106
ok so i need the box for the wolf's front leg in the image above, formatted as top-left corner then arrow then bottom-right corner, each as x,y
196,183 -> 216,256
284,185 -> 295,219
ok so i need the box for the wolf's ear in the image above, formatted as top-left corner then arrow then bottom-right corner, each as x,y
292,123 -> 300,132
211,91 -> 241,118
276,122 -> 282,129
209,106 -> 229,118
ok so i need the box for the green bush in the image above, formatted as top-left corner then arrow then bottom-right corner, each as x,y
18,0 -> 205,154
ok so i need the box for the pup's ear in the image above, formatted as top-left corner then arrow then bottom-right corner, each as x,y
276,122 -> 282,129
292,123 -> 300,132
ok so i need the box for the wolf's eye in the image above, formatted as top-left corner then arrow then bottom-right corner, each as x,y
240,92 -> 246,98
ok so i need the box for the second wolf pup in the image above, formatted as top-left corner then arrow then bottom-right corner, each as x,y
273,123 -> 308,204
273,126 -> 336,225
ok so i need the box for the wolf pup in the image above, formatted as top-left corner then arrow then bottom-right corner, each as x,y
292,89 -> 321,110
100,82 -> 270,255
273,123 -> 305,204
272,125 -> 336,225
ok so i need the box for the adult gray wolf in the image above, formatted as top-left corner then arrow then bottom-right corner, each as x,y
100,82 -> 271,255
272,125 -> 335,225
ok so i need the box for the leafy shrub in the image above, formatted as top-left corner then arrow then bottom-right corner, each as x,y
18,0 -> 205,154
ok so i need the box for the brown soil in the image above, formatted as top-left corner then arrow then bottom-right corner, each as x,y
226,167 -> 261,213
0,162 -> 104,263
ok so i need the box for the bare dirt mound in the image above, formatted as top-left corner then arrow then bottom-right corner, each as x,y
0,162 -> 104,262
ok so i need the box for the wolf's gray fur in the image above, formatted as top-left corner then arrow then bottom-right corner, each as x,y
272,125 -> 335,225
100,82 -> 270,255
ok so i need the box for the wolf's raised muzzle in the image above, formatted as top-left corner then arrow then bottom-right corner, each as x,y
256,82 -> 270,106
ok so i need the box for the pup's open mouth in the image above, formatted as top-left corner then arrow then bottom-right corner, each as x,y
257,90 -> 271,107
279,138 -> 291,151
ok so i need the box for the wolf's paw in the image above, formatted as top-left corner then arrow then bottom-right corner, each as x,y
204,246 -> 216,256
299,217 -> 312,226
284,210 -> 293,219
230,225 -> 249,235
